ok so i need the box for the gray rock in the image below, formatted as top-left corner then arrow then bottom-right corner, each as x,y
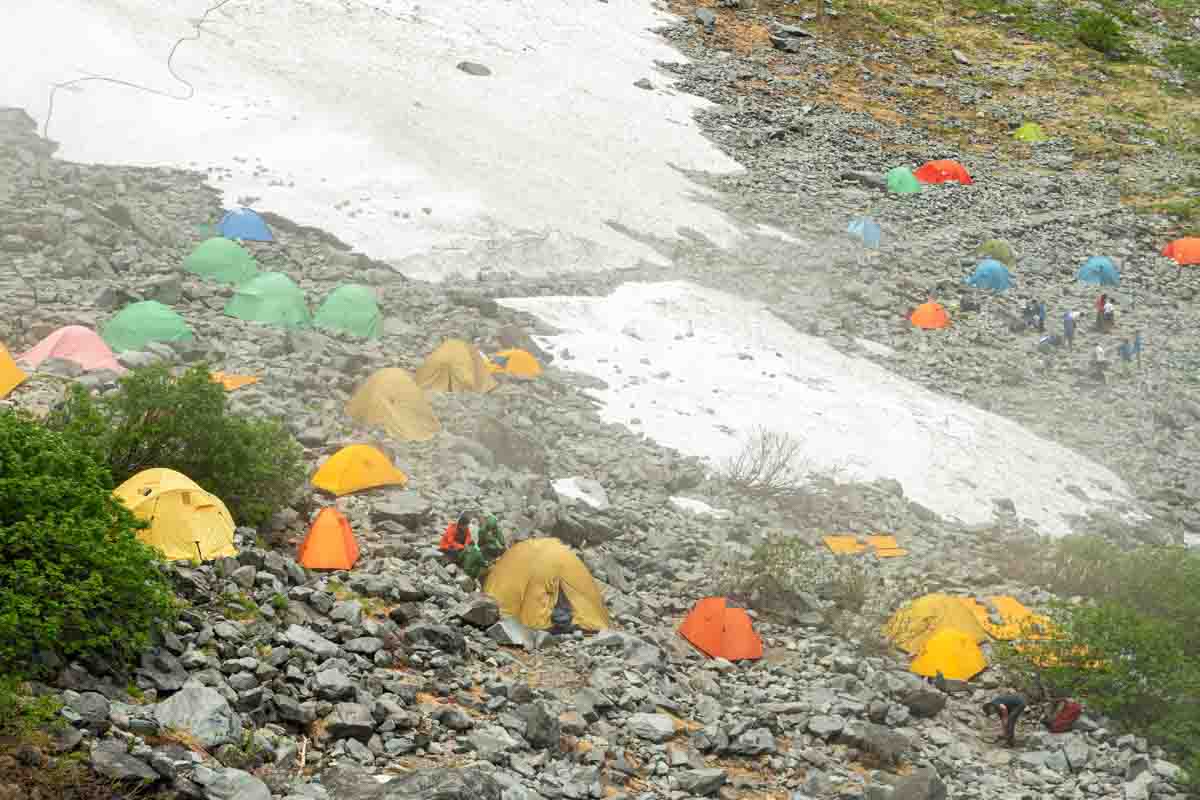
153,687 -> 240,748
628,713 -> 675,743
344,637 -> 385,656
91,739 -> 159,783
900,687 -> 946,718
285,624 -> 340,658
138,648 -> 190,692
434,705 -> 474,732
807,715 -> 846,739
199,767 -> 271,800
402,622 -> 465,653
371,493 -> 433,529
840,721 -> 911,767
633,78 -> 653,91
316,668 -> 356,701
677,767 -> 727,796
487,618 -> 550,651
65,690 -> 111,731
457,61 -> 492,77
475,417 -> 547,473
1045,749 -> 1070,774
1063,735 -> 1090,771
952,48 -> 972,65
468,725 -> 520,762
321,763 -> 503,799
695,7 -> 717,31
730,727 -> 776,755
520,702 -> 561,749
274,694 -> 318,724
331,599 -> 364,626
326,702 -> 376,742
454,594 -> 501,628
892,767 -> 947,800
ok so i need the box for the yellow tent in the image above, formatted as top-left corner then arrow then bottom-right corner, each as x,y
346,368 -> 441,442
487,348 -> 543,378
484,538 -> 610,631
968,595 -> 1054,641
1,343 -> 28,399
886,593 -> 989,655
909,629 -> 988,681
415,339 -> 498,393
114,468 -> 237,561
312,444 -> 408,495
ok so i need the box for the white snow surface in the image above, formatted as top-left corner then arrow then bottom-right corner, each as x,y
669,496 -> 731,518
1,0 -> 741,280
552,477 -> 611,511
501,282 -> 1139,535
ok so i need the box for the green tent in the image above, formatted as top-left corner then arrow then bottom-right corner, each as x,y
102,301 -> 194,353
184,237 -> 259,284
977,238 -> 1016,267
887,167 -> 922,195
313,284 -> 382,338
224,272 -> 311,328
1012,123 -> 1048,143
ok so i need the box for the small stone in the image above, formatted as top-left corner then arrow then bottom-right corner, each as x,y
457,61 -> 492,77
677,767 -> 727,796
633,78 -> 653,91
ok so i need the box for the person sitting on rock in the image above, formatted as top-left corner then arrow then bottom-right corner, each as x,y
983,694 -> 1026,747
1042,698 -> 1082,733
438,511 -> 473,564
477,514 -> 507,562
460,541 -> 486,582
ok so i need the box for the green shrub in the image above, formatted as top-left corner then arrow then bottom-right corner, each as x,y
0,676 -> 64,738
1075,12 -> 1130,58
0,412 -> 174,675
51,363 -> 305,527
1164,42 -> 1200,84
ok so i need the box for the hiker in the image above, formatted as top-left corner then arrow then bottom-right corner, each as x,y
1134,330 -> 1143,367
460,541 -> 486,582
1022,299 -> 1038,330
477,514 -> 507,562
1063,310 -> 1076,348
1093,342 -> 1108,384
1042,698 -> 1083,734
1103,296 -> 1116,331
982,694 -> 1026,746
1037,333 -> 1061,353
1037,299 -> 1046,333
438,511 -> 473,564
1119,337 -> 1134,365
1094,294 -> 1108,330
549,591 -> 576,636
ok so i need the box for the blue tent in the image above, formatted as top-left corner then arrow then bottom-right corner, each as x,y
217,208 -> 273,242
965,259 -> 1013,291
847,217 -> 882,249
1077,256 -> 1120,286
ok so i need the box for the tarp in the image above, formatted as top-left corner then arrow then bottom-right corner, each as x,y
1077,256 -> 1120,286
679,597 -> 763,661
487,348 -> 543,378
217,208 -> 274,242
866,534 -> 908,558
297,508 -> 359,570
346,368 -> 441,442
911,302 -> 950,329
914,159 -> 973,185
102,301 -> 194,353
313,284 -> 382,338
225,272 -> 311,328
847,217 -> 882,249
0,343 -> 27,398
977,238 -> 1015,267
965,259 -> 1013,291
114,468 -> 236,561
19,326 -> 125,373
1012,123 -> 1048,143
210,372 -> 259,391
484,538 -> 610,631
823,535 -> 866,555
909,628 -> 987,681
415,339 -> 498,393
184,237 -> 259,284
312,444 -> 408,495
1162,238 -> 1200,265
886,167 -> 922,195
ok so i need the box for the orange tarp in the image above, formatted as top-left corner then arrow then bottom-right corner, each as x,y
1162,238 -> 1200,265
297,508 -> 360,570
914,159 -> 973,185
824,535 -> 866,555
866,534 -> 908,558
211,371 -> 260,391
911,302 -> 951,329
679,597 -> 763,661
825,534 -> 907,557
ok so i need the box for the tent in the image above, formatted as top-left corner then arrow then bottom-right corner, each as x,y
1012,123 -> 1048,143
297,508 -> 360,570
488,348 -> 543,378
313,284 -> 382,339
19,326 -> 125,373
114,468 -> 236,561
217,208 -> 273,242
210,372 -> 259,392
679,597 -> 763,661
1077,256 -> 1120,286
484,538 -> 610,631
0,343 -> 27,399
914,159 -> 973,185
886,167 -> 922,195
102,301 -> 194,353
847,217 -> 882,249
346,368 -> 441,442
225,272 -> 311,328
965,259 -> 1013,291
312,444 -> 408,495
415,339 -> 498,393
911,302 -> 950,329
886,593 -> 989,655
184,238 -> 259,284
1162,238 -> 1200,265
977,238 -> 1015,267
909,629 -> 987,681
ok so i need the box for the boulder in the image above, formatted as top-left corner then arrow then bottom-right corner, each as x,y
326,702 -> 376,742
677,768 -> 727,796
475,416 -> 547,473
153,687 -> 240,748
488,618 -> 551,651
197,767 -> 271,800
807,715 -> 846,739
892,767 -> 948,800
90,739 -> 159,783
315,669 -> 356,701
840,721 -> 911,767
321,763 -> 503,799
284,624 -> 340,658
900,688 -> 946,718
519,702 -> 561,749
453,594 -> 501,628
371,493 -> 433,530
628,713 -> 676,743
402,622 -> 465,654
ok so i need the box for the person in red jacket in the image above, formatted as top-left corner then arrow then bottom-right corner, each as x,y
439,512 -> 473,564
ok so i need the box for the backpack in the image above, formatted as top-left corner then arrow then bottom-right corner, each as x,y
1049,702 -> 1082,733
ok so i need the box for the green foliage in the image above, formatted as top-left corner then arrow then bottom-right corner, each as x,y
1164,42 -> 1200,84
0,412 -> 174,675
1075,12 -> 1130,58
270,592 -> 289,611
50,363 -> 305,527
0,676 -> 64,738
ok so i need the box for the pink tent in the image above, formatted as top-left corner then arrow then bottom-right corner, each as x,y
20,326 -> 126,373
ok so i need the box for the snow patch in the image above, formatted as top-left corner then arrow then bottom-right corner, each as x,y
552,477 -> 610,511
500,281 -> 1139,536
669,496 -> 731,518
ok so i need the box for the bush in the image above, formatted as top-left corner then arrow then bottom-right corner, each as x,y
0,676 -> 64,739
51,364 -> 305,527
1164,42 -> 1200,84
0,412 -> 174,675
1075,12 -> 1129,58
721,428 -> 809,499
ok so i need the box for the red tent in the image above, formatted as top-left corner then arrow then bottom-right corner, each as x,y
679,597 -> 763,661
914,160 -> 973,185
1162,238 -> 1200,266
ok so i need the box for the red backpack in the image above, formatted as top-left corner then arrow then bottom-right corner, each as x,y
1049,702 -> 1082,733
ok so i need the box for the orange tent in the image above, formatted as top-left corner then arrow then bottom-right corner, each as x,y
211,371 -> 260,392
1162,238 -> 1200,265
914,160 -> 973,185
679,597 -> 763,661
911,302 -> 950,329
297,508 -> 360,570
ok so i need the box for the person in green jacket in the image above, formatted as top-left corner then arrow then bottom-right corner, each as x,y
477,514 -> 508,562
461,542 -> 486,581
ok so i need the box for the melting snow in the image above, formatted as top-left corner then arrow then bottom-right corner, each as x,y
669,496 -> 732,518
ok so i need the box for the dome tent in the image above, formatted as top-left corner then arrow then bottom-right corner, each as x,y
415,339 -> 498,393
886,167 -> 922,195
914,159 -> 973,185
312,444 -> 408,495
217,208 -> 273,242
488,348 -> 543,378
20,325 -> 125,373
114,468 -> 236,561
1163,238 -> 1200,266
965,259 -> 1012,292
184,237 -> 259,284
346,368 -> 441,442
313,284 -> 382,339
976,238 -> 1015,267
0,343 -> 27,399
297,508 -> 360,570
1077,256 -> 1120,286
847,216 -> 882,249
102,301 -> 194,353
1012,122 -> 1048,143
910,302 -> 950,329
679,597 -> 763,661
224,272 -> 311,328
484,538 -> 610,631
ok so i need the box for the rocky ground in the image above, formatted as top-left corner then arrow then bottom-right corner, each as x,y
1,2 -> 1199,798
